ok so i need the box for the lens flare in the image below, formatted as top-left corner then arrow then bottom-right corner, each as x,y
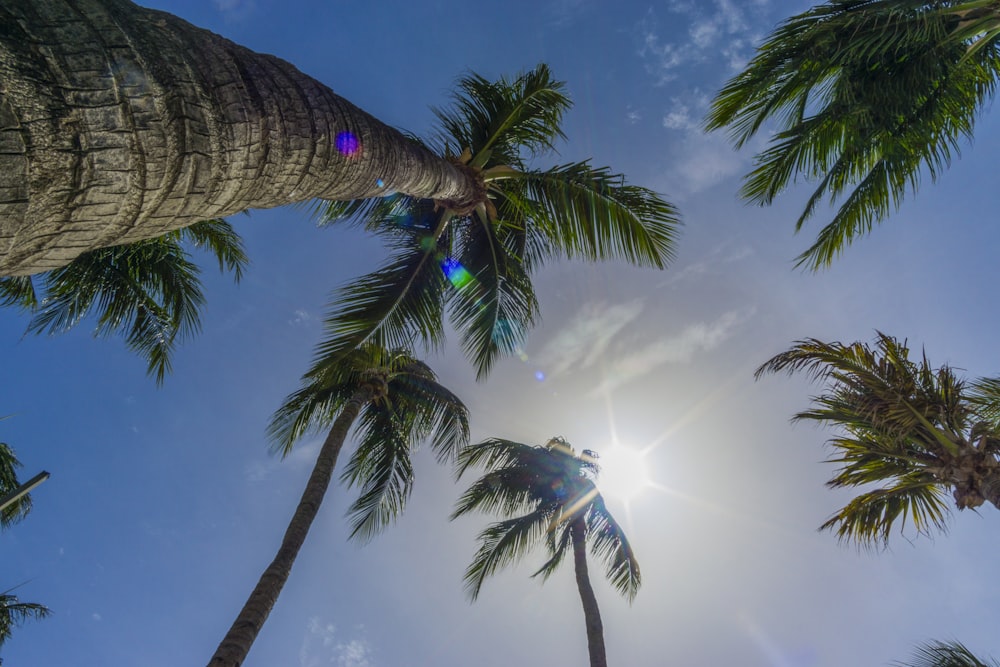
440,257 -> 474,289
335,131 -> 361,157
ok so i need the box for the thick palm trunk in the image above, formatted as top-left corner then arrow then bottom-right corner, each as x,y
0,0 -> 479,276
571,518 -> 607,667
207,388 -> 371,667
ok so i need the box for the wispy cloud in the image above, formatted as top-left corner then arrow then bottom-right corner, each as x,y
244,438 -> 322,483
537,300 -> 645,375
289,308 -> 315,327
660,242 -> 756,288
636,1 -> 763,84
212,0 -> 256,21
300,618 -> 375,667
589,307 -> 755,397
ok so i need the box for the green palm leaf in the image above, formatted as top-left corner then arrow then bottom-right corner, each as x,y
895,640 -> 999,667
706,0 -> 1000,269
0,442 -> 30,528
0,592 -> 50,647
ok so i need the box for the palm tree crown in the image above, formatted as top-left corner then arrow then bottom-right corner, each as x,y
757,332 -> 1000,548
208,346 -> 468,667
706,0 -> 1000,269
312,64 -> 681,379
453,436 -> 639,667
0,219 -> 248,383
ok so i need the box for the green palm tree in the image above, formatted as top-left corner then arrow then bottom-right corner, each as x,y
1,0 -> 483,276
314,64 -> 681,379
895,640 -> 998,667
0,442 -> 50,648
705,0 -> 1000,270
0,219 -> 248,383
452,437 -> 640,667
208,346 -> 468,667
0,591 -> 50,650
756,332 -> 1000,548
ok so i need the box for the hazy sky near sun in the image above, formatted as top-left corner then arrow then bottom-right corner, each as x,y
5,1 -> 1000,666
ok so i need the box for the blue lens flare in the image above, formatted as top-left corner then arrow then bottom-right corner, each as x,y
440,257 -> 474,289
335,131 -> 361,156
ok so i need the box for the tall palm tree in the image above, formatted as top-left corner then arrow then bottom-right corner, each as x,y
1,0 -> 482,276
314,65 -> 681,379
452,437 -> 640,667
756,332 -> 1000,548
705,0 -> 1000,270
208,346 -> 468,667
895,640 -> 998,667
0,219 -> 248,382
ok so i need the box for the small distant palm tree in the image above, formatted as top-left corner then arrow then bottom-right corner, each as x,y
208,346 -> 468,667
315,64 -> 680,379
705,0 -> 1000,269
757,332 -> 1000,548
0,591 -> 50,649
0,441 -> 50,648
0,219 -> 247,383
453,437 -> 640,667
895,639 -> 998,667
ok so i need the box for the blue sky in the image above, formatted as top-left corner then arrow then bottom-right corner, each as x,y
5,0 -> 1000,665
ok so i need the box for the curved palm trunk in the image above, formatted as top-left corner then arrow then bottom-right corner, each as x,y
571,517 -> 607,667
207,387 -> 372,667
0,0 -> 478,276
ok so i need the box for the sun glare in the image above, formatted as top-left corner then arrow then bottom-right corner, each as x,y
596,445 -> 651,503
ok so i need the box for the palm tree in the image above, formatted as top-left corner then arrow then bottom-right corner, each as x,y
705,0 -> 1000,270
1,0 -> 482,276
452,437 -> 640,667
0,442 -> 50,648
756,332 -> 1000,548
895,640 -> 998,667
314,65 -> 681,378
207,345 -> 468,667
0,591 -> 50,650
0,219 -> 248,383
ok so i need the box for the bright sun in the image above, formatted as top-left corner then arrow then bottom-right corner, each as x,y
596,445 -> 651,503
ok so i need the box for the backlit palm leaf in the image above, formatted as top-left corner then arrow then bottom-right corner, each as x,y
706,0 -> 1000,269
895,640 -> 999,667
0,592 -> 50,647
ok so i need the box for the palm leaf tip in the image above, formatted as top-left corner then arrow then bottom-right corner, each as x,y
894,639 -> 998,667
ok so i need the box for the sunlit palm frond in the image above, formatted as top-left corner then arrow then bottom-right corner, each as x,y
266,376 -> 361,457
821,472 -> 951,548
0,442 -> 31,528
0,592 -> 50,647
894,639 -> 999,667
499,162 -> 680,269
706,0 -> 1000,269
585,496 -> 640,601
431,64 -> 570,166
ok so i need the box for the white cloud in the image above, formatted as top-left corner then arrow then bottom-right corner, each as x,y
289,309 -> 315,327
300,618 -> 374,667
537,300 -> 645,375
244,438 -> 322,483
92,613 -> 102,622
589,307 -> 755,397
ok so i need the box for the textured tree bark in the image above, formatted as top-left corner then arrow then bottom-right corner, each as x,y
0,0 -> 479,275
572,517 -> 607,667
207,388 -> 372,667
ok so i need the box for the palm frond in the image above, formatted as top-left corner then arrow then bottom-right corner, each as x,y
431,64 -> 570,166
0,592 -> 50,647
894,639 -> 999,667
0,276 -> 37,308
0,442 -> 31,528
447,212 -> 540,379
462,508 -> 555,601
706,0 -> 1000,269
531,522 -> 573,582
176,218 -> 249,281
498,162 -> 680,269
820,470 -> 951,548
585,496 -> 641,601
388,361 -> 469,462
308,238 -> 450,379
340,403 -> 415,542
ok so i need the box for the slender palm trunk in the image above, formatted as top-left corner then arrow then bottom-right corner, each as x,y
0,0 -> 479,276
571,517 -> 607,667
207,388 -> 372,667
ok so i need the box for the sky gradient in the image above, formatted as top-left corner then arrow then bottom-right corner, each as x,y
5,1 -> 1000,665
